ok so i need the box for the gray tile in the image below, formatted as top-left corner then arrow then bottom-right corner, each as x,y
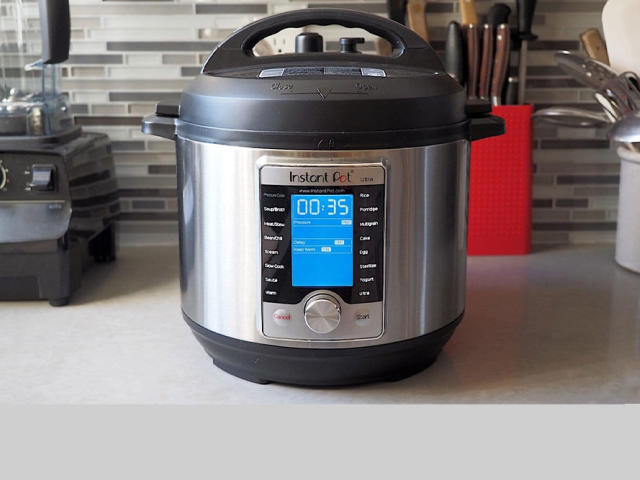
148,165 -> 177,175
107,41 -> 218,52
533,175 -> 555,186
532,231 -> 570,243
181,66 -> 201,77
555,198 -> 589,208
75,116 -> 143,126
109,92 -> 181,103
533,198 -> 553,208
195,4 -> 268,14
538,2 -> 605,13
309,3 -> 387,13
526,66 -> 566,76
557,175 -> 620,185
533,222 -> 617,231
527,78 -> 583,88
539,139 -> 610,149
119,188 -> 177,198
118,212 -> 177,221
70,104 -> 89,114
530,41 -> 580,51
68,54 -> 123,64
572,210 -> 606,221
131,200 -> 167,210
573,186 -> 620,196
112,141 -> 146,152
533,209 -> 571,221
163,54 -> 198,65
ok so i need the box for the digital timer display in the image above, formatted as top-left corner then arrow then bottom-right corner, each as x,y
291,194 -> 354,287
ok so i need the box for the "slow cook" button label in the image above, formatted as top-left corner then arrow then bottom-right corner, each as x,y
264,263 -> 284,270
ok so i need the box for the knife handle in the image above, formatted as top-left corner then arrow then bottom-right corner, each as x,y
478,24 -> 494,100
486,3 -> 511,27
407,0 -> 429,42
445,21 -> 465,84
459,0 -> 478,25
516,0 -> 537,37
491,24 -> 511,105
580,28 -> 610,66
465,23 -> 480,99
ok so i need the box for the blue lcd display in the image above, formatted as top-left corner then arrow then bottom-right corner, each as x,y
291,194 -> 354,287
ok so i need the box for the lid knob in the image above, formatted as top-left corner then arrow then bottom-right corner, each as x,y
339,37 -> 365,53
295,32 -> 324,53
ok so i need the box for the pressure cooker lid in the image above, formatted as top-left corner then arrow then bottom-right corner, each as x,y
160,10 -> 474,150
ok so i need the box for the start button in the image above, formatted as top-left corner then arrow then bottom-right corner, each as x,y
272,309 -> 292,326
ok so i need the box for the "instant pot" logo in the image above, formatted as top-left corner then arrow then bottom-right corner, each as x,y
289,171 -> 352,183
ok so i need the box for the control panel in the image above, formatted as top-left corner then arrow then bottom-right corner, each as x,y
260,164 -> 385,341
0,153 -> 61,200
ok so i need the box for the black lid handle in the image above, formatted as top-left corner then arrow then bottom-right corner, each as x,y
202,9 -> 442,74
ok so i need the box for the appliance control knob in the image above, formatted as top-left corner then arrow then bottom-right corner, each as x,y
304,294 -> 341,334
28,164 -> 55,191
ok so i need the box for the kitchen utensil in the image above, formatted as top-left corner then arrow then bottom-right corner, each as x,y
142,9 -> 505,386
478,24 -> 494,100
580,28 -> 609,66
490,24 -> 510,106
375,37 -> 393,56
554,51 -> 638,114
459,0 -> 478,25
465,23 -> 480,99
595,91 -> 623,122
609,110 -> 640,144
486,3 -> 511,26
0,0 -> 118,306
407,0 -> 429,42
602,0 -> 640,75
387,0 -> 407,24
444,21 -> 465,84
504,76 -> 518,105
533,107 -> 611,128
516,0 -> 537,104
614,146 -> 640,273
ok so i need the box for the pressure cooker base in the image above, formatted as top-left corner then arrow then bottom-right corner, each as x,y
184,312 -> 462,386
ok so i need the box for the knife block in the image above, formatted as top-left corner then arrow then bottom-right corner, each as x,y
468,104 -> 534,255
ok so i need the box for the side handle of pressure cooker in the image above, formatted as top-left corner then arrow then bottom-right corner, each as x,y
141,104 -> 179,141
202,8 -> 442,74
470,114 -> 506,141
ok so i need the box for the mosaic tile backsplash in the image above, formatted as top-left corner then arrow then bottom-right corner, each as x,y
58,0 -> 617,246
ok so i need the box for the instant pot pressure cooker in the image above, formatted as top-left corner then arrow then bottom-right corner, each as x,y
142,9 -> 504,385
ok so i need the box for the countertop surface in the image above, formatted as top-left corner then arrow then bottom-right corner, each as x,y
1,245 -> 639,404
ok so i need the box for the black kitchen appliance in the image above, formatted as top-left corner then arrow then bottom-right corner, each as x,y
0,0 -> 119,306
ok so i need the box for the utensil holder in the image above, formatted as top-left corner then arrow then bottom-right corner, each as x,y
615,147 -> 640,274
468,104 -> 534,255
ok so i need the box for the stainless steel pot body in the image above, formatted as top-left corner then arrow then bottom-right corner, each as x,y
177,137 -> 470,349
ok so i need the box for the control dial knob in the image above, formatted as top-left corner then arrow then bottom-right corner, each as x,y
304,294 -> 341,334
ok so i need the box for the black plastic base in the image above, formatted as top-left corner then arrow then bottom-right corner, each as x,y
0,224 -> 116,305
184,312 -> 462,386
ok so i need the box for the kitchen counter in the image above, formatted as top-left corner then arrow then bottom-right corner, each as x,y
1,245 -> 639,404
